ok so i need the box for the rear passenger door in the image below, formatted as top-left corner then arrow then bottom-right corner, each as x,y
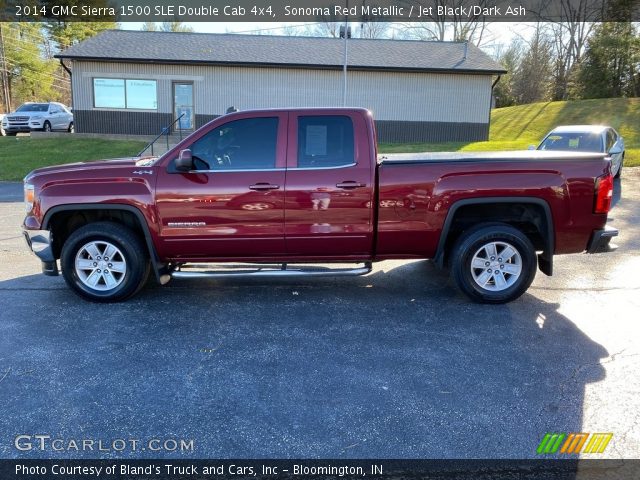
284,112 -> 374,257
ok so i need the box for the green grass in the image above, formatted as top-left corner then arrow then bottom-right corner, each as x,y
1,98 -> 638,181
0,136 -> 146,181
379,97 -> 640,167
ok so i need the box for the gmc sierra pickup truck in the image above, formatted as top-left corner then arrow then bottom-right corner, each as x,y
23,108 -> 618,303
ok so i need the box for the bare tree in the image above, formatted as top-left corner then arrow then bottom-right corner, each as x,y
511,23 -> 554,104
397,0 -> 492,47
280,24 -> 305,36
358,22 -> 391,39
547,0 -> 602,100
306,22 -> 342,38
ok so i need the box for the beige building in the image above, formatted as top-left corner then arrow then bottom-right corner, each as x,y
57,30 -> 505,143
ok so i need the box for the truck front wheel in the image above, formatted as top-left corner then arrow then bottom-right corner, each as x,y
450,224 -> 537,304
60,222 -> 150,302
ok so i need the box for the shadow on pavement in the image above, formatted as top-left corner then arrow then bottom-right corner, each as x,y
0,262 -> 608,460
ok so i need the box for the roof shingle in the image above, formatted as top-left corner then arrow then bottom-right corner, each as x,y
56,30 -> 506,74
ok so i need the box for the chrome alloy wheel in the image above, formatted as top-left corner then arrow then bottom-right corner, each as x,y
470,241 -> 522,291
74,241 -> 127,291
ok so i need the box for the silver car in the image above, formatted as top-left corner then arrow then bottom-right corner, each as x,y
536,125 -> 624,177
1,102 -> 74,135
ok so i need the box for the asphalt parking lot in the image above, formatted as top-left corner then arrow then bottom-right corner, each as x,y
0,171 -> 638,460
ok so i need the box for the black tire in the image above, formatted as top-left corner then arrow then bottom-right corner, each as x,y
61,222 -> 150,302
68,122 -> 74,133
450,223 -> 537,304
43,121 -> 52,132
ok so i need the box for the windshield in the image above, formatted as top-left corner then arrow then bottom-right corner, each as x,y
16,103 -> 49,112
539,132 -> 603,152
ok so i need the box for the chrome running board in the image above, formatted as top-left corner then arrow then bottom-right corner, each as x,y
171,262 -> 372,279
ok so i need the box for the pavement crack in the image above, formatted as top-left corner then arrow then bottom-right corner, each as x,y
0,367 -> 11,384
340,443 -> 360,454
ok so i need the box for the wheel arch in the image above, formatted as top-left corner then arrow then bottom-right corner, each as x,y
43,204 -> 165,284
434,197 -> 554,276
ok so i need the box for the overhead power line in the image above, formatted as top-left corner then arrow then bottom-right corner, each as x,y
4,60 -> 72,91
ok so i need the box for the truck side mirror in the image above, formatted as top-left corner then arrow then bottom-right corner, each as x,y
175,149 -> 193,171
527,145 -> 537,151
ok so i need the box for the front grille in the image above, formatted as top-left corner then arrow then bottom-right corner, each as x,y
8,116 -> 29,122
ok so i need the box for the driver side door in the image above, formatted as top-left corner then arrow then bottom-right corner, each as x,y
155,112 -> 288,260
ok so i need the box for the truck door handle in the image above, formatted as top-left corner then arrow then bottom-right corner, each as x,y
249,183 -> 280,191
336,181 -> 365,189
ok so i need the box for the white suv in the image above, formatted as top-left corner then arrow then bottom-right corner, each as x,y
1,102 -> 74,135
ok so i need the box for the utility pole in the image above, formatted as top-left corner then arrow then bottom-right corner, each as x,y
341,1 -> 350,107
0,24 -> 11,112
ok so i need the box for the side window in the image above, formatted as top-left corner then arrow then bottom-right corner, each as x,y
189,117 -> 279,171
606,130 -> 616,151
297,116 -> 354,168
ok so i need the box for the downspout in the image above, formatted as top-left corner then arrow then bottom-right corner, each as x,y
59,59 -> 73,119
59,58 -> 72,78
488,75 -> 501,138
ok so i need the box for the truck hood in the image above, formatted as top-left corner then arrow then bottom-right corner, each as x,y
25,157 -> 157,182
6,111 -> 50,120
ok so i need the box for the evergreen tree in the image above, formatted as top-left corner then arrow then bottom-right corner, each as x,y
160,22 -> 194,33
576,22 -> 639,98
511,26 -> 553,104
492,40 -> 522,107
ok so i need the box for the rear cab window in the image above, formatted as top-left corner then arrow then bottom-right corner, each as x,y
296,116 -> 355,168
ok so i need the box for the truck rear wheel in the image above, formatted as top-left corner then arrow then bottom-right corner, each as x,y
60,222 -> 149,302
450,224 -> 537,304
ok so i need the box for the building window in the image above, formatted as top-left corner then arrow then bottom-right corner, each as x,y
93,78 -> 157,110
297,116 -> 354,168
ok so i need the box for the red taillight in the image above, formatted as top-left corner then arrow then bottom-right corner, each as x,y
594,174 -> 613,214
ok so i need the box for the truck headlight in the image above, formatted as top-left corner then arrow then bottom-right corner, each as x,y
24,184 -> 35,212
31,116 -> 43,120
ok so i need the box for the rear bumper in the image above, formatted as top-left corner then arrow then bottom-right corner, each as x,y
586,225 -> 619,253
23,229 -> 59,276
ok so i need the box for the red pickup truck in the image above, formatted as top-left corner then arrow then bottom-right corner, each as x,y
23,108 -> 617,303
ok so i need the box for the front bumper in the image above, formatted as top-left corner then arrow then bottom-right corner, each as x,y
586,225 -> 619,253
4,124 -> 31,132
23,229 -> 59,275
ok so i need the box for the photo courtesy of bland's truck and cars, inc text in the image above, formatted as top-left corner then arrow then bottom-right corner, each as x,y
0,0 -> 639,478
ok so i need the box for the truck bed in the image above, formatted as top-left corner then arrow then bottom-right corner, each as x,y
378,150 -> 605,164
375,150 -> 611,259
